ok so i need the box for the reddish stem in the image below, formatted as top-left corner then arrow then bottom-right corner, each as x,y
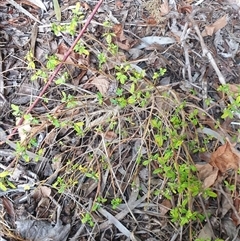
8,0 -> 104,140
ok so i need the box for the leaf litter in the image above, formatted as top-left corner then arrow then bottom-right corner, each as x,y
1,0 -> 240,240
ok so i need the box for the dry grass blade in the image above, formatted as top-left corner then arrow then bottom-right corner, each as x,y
6,0 -> 42,23
98,207 -> 140,241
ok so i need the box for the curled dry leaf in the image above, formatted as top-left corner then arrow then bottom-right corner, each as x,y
196,163 -> 219,188
90,75 -> 110,96
112,24 -> 137,50
160,0 -> 170,16
202,15 -> 227,37
16,117 -> 31,143
32,186 -> 51,200
210,139 -> 240,173
159,199 -> 172,215
103,131 -> 118,141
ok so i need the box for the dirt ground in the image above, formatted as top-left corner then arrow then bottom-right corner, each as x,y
1,0 -> 240,240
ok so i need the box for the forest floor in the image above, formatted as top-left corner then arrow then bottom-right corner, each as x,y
1,0 -> 240,240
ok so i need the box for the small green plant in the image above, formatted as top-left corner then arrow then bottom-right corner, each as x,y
152,67 -> 166,80
11,104 -> 21,117
61,91 -> 78,108
224,180 -> 235,192
97,53 -> 107,69
217,84 -> 240,119
74,41 -> 90,56
92,196 -> 107,211
73,121 -> 84,136
55,72 -> 69,85
81,212 -> 94,227
51,2 -> 84,36
0,171 -> 16,191
46,55 -> 60,70
111,197 -> 122,209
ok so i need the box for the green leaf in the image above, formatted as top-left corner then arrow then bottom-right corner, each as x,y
0,182 -> 7,191
0,171 -> 10,178
53,0 -> 61,21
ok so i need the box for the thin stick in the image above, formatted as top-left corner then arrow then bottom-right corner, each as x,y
7,0 -> 104,140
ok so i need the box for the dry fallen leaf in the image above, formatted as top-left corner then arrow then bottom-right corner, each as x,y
103,131 -> 118,141
229,84 -> 240,97
112,24 -> 137,50
90,75 -> 110,96
196,163 -> 219,188
160,0 -> 170,16
159,199 -> 172,215
202,15 -> 227,37
16,117 -> 32,143
210,139 -> 240,173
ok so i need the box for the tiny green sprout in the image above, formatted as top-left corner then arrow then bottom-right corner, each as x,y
153,67 -> 166,80
217,84 -> 229,93
73,121 -> 84,136
56,72 -> 68,85
97,53 -> 107,68
111,197 -> 122,209
221,107 -> 234,119
92,196 -> 107,211
204,97 -> 212,107
81,213 -> 94,227
224,180 -> 235,192
47,114 -> 61,128
116,88 -> 123,96
61,91 -> 78,108
51,22 -> 65,35
0,170 -> 16,191
74,42 -> 89,55
85,170 -> 99,181
46,55 -> 60,70
53,176 -> 67,193
11,104 -> 21,117
25,51 -> 35,69
116,71 -> 128,84
103,20 -> 112,28
103,32 -> 116,45
107,43 -> 118,54
31,69 -> 48,82
97,92 -> 104,105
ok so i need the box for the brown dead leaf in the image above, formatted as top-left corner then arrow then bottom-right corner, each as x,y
210,139 -> 240,173
202,15 -> 227,37
56,42 -> 89,66
229,84 -> 240,97
143,16 -> 157,25
2,197 -> 15,222
90,75 -> 110,96
196,163 -> 219,188
112,24 -> 137,50
103,131 -> 117,141
177,4 -> 192,14
232,195 -> 240,226
159,199 -> 172,215
32,186 -> 51,200
116,0 -> 123,9
160,0 -> 170,16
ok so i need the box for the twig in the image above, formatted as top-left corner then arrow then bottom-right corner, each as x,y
6,0 -> 42,24
7,0 -> 104,140
181,22 -> 193,82
188,15 -> 226,85
215,185 -> 240,225
198,194 -> 216,239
